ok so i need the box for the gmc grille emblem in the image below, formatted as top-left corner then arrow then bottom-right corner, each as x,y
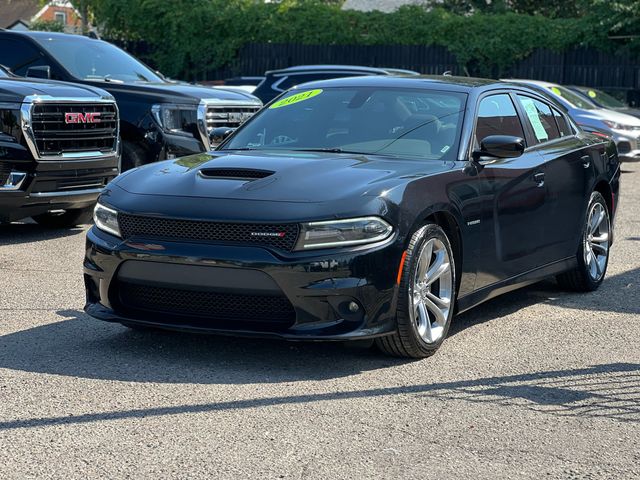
65,112 -> 101,124
251,232 -> 286,238
228,112 -> 252,123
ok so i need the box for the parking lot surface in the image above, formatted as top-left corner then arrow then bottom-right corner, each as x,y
0,164 -> 639,480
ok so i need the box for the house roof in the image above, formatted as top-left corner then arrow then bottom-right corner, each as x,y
0,0 -> 40,29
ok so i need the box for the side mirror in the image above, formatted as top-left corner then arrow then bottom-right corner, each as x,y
466,135 -> 525,176
209,127 -> 236,147
473,135 -> 525,161
26,65 -> 51,80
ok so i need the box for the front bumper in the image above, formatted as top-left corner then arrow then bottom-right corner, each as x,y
0,157 -> 119,222
612,131 -> 640,161
83,226 -> 403,340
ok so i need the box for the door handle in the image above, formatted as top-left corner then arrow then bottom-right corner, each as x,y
533,172 -> 545,187
581,155 -> 591,169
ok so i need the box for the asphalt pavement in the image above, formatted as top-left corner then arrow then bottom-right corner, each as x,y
0,163 -> 638,479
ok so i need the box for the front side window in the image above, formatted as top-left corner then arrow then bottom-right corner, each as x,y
224,87 -> 467,161
32,36 -> 162,82
516,95 -> 560,144
475,94 -> 525,145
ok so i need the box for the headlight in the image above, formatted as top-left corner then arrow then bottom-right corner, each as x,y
295,217 -> 393,250
93,202 -> 120,237
602,120 -> 635,131
151,104 -> 198,136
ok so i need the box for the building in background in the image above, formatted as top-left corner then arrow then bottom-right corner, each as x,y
342,0 -> 439,13
0,0 -> 84,33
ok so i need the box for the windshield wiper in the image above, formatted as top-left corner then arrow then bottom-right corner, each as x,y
291,148 -> 367,154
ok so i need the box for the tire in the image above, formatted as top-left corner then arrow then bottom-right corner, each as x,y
376,223 -> 456,359
121,141 -> 147,172
31,207 -> 93,228
556,191 -> 611,292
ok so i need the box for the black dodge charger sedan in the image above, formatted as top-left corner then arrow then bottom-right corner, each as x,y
84,76 -> 620,358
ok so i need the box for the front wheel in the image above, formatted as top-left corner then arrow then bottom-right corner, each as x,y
32,207 -> 94,228
376,223 -> 456,359
556,191 -> 611,292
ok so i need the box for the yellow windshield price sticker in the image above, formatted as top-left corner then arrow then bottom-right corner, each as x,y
588,90 -> 597,98
551,87 -> 562,96
269,89 -> 323,109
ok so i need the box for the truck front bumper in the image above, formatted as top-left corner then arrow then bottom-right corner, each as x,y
0,157 -> 119,222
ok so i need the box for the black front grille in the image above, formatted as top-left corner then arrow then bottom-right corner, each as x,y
118,282 -> 296,328
31,103 -> 118,157
118,213 -> 299,251
0,162 -> 9,185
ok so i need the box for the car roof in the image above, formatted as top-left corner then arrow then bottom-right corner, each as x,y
2,30 -> 87,40
3,30 -> 96,43
505,78 -> 559,89
287,74 -> 529,92
265,64 -> 418,76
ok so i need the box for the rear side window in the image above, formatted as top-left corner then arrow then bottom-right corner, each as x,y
552,108 -> 572,137
516,95 -> 560,144
475,94 -> 525,145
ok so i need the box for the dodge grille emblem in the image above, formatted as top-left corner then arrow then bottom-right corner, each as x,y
65,112 -> 101,124
251,232 -> 286,238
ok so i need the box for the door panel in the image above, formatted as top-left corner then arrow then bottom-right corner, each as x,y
470,92 -> 548,289
473,151 -> 547,288
541,138 -> 598,260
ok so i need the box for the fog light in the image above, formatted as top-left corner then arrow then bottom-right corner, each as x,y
348,301 -> 360,313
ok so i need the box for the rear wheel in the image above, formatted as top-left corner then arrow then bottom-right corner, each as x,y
376,223 -> 456,359
556,191 -> 611,291
32,207 -> 93,228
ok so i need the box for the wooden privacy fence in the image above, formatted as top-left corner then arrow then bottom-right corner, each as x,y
112,41 -> 640,100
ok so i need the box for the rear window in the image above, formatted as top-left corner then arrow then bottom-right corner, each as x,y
516,95 -> 560,144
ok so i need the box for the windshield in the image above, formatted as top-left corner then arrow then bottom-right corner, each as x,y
224,87 -> 467,161
577,87 -> 627,109
547,85 -> 596,110
32,36 -> 163,83
0,66 -> 8,78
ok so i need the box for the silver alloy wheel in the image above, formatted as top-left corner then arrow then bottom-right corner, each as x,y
584,201 -> 610,282
409,238 -> 453,344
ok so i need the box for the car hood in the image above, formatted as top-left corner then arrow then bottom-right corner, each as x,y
114,150 -> 451,203
615,107 -> 640,119
576,108 -> 640,126
0,77 -> 112,103
82,80 -> 261,105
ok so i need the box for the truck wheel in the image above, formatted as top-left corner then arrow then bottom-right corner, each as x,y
32,207 -> 93,228
556,191 -> 611,292
375,223 -> 456,359
121,141 -> 147,172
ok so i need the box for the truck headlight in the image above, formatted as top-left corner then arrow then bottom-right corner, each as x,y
152,104 -> 198,136
93,202 -> 121,237
295,217 -> 393,250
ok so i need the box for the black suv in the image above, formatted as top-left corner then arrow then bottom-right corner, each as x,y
0,66 -> 119,226
0,31 -> 262,170
252,65 -> 419,103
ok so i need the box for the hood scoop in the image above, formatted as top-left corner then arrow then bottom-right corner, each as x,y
198,168 -> 275,181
